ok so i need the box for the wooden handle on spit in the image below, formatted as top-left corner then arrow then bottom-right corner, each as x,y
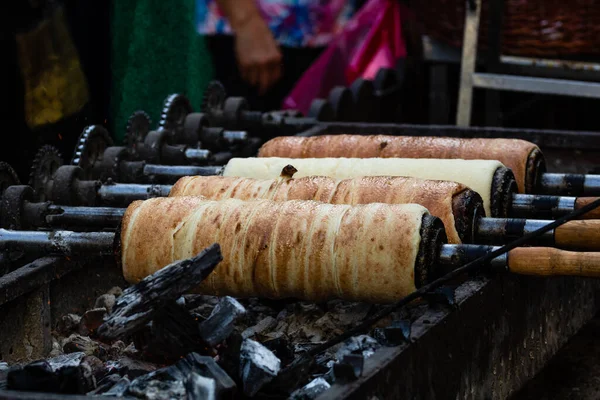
574,197 -> 600,219
508,247 -> 600,277
554,220 -> 600,251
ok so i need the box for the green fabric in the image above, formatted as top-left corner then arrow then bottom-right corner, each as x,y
110,0 -> 214,144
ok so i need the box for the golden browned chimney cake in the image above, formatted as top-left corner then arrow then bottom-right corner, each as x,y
170,175 -> 479,244
121,196 -> 430,304
257,135 -> 539,193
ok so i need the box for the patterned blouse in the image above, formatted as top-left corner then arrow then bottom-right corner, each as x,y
196,0 -> 360,48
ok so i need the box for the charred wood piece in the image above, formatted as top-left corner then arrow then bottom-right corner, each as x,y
185,372 -> 216,400
198,296 -> 246,346
239,339 -> 281,397
97,244 -> 222,340
6,352 -> 95,394
373,319 -> 412,346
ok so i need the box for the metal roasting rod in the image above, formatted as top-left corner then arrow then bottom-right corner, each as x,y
0,229 -> 115,256
183,148 -> 211,163
539,173 -> 600,196
45,205 -> 125,228
97,183 -> 172,205
142,164 -> 224,179
511,193 -> 576,218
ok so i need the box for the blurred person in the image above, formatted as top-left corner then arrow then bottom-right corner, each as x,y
197,0 -> 362,111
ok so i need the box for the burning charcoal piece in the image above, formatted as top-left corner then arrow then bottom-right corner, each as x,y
63,334 -> 102,357
373,319 -> 412,346
186,372 -> 216,400
127,353 -> 236,399
333,354 -> 364,381
95,293 -> 117,313
242,316 -> 277,339
7,352 -> 95,394
57,313 -> 82,335
97,244 -> 222,340
423,286 -> 457,308
101,376 -> 131,397
80,308 -> 108,335
335,335 -> 381,360
290,377 -> 331,400
198,296 -> 246,346
239,339 -> 281,397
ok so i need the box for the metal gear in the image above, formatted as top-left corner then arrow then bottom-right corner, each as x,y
0,162 -> 20,196
28,145 -> 63,202
125,110 -> 152,158
201,81 -> 227,117
71,125 -> 114,179
158,94 -> 193,141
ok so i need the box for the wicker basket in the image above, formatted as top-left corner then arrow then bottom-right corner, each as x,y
411,0 -> 600,57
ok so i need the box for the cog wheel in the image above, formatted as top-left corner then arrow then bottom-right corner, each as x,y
71,125 -> 114,179
201,81 -> 227,119
28,145 -> 63,202
125,110 -> 152,158
158,94 -> 193,142
0,162 -> 20,196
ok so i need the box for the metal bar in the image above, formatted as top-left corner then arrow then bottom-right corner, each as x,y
184,148 -> 211,162
45,206 -> 125,228
472,73 -> 600,98
0,230 -> 115,257
510,194 -> 576,219
475,218 -> 555,246
143,164 -> 223,178
500,55 -> 600,73
0,256 -> 64,306
539,173 -> 600,196
456,0 -> 482,126
97,183 -> 172,206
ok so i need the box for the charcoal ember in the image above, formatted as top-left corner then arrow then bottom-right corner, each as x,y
57,313 -> 82,335
242,316 -> 276,340
7,352 -> 95,394
105,357 -> 158,379
127,353 -> 236,399
199,296 -> 246,346
335,335 -> 381,360
102,376 -> 131,397
262,337 -> 295,366
239,339 -> 281,397
95,293 -> 117,313
186,372 -> 216,400
142,301 -> 213,362
79,307 -> 108,335
0,362 -> 8,371
423,286 -> 457,307
185,294 -> 219,314
264,355 -> 315,396
87,373 -> 121,395
333,354 -> 364,382
373,319 -> 412,346
289,377 -> 331,400
63,334 -> 103,357
97,244 -> 222,340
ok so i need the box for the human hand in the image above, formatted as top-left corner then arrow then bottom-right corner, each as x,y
234,15 -> 283,94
